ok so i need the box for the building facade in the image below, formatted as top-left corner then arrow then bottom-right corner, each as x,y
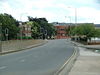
19,24 -> 32,37
22,24 -> 31,37
55,26 -> 68,39
52,22 -> 71,39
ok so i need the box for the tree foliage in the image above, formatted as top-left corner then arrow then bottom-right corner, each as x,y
0,13 -> 19,40
70,23 -> 100,41
27,21 -> 40,39
28,17 -> 56,39
94,29 -> 100,37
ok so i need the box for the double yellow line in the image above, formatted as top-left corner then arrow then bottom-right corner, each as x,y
54,47 -> 79,75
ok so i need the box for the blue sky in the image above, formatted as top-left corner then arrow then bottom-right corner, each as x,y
0,0 -> 100,24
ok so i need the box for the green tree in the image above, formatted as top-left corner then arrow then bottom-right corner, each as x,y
27,21 -> 40,39
46,23 -> 56,39
71,23 -> 96,41
94,29 -> 100,37
0,13 -> 19,40
31,22 -> 40,39
28,17 -> 56,39
70,26 -> 76,36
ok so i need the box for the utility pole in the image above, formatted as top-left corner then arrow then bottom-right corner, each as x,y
75,8 -> 77,41
20,13 -> 28,40
45,30 -> 47,40
67,7 -> 77,41
19,22 -> 23,41
0,23 -> 2,52
65,16 -> 71,38
68,16 -> 71,38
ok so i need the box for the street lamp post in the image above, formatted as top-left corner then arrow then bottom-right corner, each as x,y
40,27 -> 45,40
67,16 -> 71,35
27,25 -> 28,40
65,16 -> 71,38
20,13 -> 28,22
0,23 -> 2,52
68,16 -> 71,37
68,7 -> 77,41
20,13 -> 28,40
67,7 -> 77,25
74,8 -> 77,26
19,22 -> 23,41
45,30 -> 47,40
74,8 -> 77,41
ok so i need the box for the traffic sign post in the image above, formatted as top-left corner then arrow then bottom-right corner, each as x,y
5,28 -> 9,41
45,30 -> 47,39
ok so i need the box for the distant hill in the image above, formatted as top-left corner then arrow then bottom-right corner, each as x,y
51,22 -> 75,26
52,22 -> 100,28
95,24 -> 100,27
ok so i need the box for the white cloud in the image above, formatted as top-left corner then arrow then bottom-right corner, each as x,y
0,0 -> 57,21
0,0 -> 100,23
77,7 -> 100,23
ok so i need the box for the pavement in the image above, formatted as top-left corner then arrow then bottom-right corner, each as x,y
68,41 -> 100,75
72,41 -> 100,50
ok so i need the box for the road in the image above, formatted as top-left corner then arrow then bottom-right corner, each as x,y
0,39 -> 75,75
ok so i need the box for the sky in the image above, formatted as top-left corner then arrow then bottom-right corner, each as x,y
0,0 -> 100,24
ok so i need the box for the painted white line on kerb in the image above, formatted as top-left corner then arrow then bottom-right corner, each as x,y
0,66 -> 7,70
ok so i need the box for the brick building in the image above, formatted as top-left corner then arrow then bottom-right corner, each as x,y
19,24 -> 32,37
55,26 -> 68,39
52,22 -> 70,39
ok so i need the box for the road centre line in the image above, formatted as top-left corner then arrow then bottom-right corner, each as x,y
20,59 -> 26,62
0,66 -> 7,70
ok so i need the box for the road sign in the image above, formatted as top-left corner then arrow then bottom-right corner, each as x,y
5,28 -> 9,41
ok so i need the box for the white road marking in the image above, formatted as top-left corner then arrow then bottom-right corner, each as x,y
20,59 -> 26,62
0,66 -> 7,70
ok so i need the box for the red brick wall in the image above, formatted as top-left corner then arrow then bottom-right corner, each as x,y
55,26 -> 68,39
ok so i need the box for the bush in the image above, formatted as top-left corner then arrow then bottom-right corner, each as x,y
16,36 -> 32,40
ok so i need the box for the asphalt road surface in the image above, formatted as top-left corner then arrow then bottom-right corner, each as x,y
0,39 -> 75,75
